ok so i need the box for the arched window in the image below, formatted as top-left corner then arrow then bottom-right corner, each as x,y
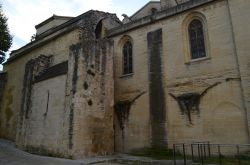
188,19 -> 206,59
123,41 -> 133,74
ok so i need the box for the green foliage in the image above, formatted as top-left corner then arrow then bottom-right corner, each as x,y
194,156 -> 250,165
0,4 -> 12,64
130,147 -> 250,165
130,147 -> 175,160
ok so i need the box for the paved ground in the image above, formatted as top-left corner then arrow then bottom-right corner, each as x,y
0,139 -> 119,165
0,139 -> 193,165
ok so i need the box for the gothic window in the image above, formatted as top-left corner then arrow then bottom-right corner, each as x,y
123,41 -> 133,74
188,19 -> 206,59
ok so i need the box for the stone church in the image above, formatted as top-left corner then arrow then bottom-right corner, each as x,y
0,0 -> 249,159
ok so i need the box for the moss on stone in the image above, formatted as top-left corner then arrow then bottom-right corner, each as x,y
129,147 -> 174,160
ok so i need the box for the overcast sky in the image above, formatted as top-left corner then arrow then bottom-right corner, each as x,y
1,0 -> 158,70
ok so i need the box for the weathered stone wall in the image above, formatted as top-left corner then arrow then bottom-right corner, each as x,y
163,0 -> 249,146
1,10 -> 119,159
0,0 -> 249,159
20,74 -> 68,157
112,0 -> 249,152
16,58 -> 70,157
64,12 -> 119,158
113,29 -> 151,152
161,0 -> 177,9
67,39 -> 114,158
227,0 -> 250,139
0,29 -> 79,141
0,72 -> 8,139
160,0 -> 189,9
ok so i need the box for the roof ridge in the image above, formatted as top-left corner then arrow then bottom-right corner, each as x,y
130,1 -> 160,19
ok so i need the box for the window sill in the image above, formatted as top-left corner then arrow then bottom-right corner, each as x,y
185,56 -> 210,65
119,73 -> 134,79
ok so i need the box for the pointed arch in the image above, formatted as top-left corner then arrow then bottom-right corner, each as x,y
188,19 -> 206,59
118,35 -> 134,75
182,12 -> 210,63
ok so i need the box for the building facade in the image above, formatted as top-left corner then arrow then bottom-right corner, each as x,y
0,0 -> 249,159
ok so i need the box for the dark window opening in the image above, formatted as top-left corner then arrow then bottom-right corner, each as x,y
151,8 -> 157,15
188,19 -> 206,59
95,21 -> 103,39
123,41 -> 133,75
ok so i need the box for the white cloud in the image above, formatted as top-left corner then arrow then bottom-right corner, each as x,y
1,0 -> 151,55
2,0 -> 116,50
